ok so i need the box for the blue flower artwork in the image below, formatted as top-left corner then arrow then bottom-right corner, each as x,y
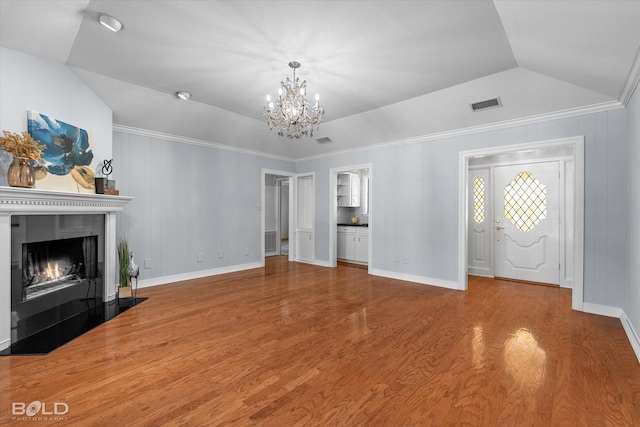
27,111 -> 94,176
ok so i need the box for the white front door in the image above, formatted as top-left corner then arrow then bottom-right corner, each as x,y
295,173 -> 314,262
494,162 -> 559,285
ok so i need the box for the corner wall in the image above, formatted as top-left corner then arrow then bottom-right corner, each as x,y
625,85 -> 640,357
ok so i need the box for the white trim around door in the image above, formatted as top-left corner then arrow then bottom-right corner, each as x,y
459,136 -> 585,311
329,164 -> 373,273
261,169 -> 295,266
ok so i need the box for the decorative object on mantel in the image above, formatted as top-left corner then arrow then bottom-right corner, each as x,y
117,238 -> 132,298
95,159 -> 115,194
263,61 -> 325,139
27,111 -> 95,193
0,130 -> 45,188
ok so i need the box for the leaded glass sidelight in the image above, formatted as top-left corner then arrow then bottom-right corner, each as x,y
473,177 -> 485,223
504,171 -> 547,232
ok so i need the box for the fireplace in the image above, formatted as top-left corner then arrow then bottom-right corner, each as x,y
22,235 -> 99,301
0,186 -> 132,351
10,214 -> 105,343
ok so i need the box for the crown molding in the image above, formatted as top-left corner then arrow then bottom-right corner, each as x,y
621,45 -> 640,106
295,100 -> 624,163
114,99 -> 624,164
112,124 -> 296,162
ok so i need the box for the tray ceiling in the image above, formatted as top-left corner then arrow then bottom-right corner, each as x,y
1,1 -> 639,160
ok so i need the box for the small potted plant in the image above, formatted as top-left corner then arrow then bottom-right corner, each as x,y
0,130 -> 45,188
117,238 -> 132,298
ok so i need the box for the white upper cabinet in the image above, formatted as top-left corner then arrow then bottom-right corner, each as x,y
338,172 -> 361,207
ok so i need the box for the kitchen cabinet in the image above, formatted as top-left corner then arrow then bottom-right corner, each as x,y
338,173 -> 360,207
337,226 -> 368,264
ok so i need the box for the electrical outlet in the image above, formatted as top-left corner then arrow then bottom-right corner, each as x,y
197,252 -> 203,262
403,254 -> 409,264
395,253 -> 401,263
218,250 -> 224,259
144,258 -> 151,269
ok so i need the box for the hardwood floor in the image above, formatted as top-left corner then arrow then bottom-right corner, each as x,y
2,256 -> 639,426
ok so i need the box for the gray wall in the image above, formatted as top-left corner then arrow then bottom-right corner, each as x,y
112,131 -> 294,281
626,87 -> 640,331
297,107 -> 630,309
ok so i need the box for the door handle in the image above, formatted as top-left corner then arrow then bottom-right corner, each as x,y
496,226 -> 505,230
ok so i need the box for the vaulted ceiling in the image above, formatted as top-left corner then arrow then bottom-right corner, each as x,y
1,1 -> 639,160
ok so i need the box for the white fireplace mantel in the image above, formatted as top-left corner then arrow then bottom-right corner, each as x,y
0,186 -> 133,351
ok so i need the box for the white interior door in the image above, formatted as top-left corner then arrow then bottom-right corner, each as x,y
279,180 -> 289,255
494,162 -> 559,284
295,173 -> 314,262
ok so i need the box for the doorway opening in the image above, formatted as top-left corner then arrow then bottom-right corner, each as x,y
459,136 -> 584,311
261,169 -> 294,265
262,169 -> 316,265
329,164 -> 373,272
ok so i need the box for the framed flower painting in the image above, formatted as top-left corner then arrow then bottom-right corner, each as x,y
27,111 -> 95,193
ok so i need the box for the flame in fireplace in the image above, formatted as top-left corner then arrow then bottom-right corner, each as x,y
45,261 -> 61,280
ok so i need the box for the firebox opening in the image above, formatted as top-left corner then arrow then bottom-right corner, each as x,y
22,235 -> 98,301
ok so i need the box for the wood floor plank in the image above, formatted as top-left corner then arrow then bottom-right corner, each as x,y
2,256 -> 640,426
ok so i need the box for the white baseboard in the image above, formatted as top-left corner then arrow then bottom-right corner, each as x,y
620,310 -> 640,365
136,262 -> 262,289
370,268 -> 461,290
294,259 -> 332,268
582,302 -> 623,318
0,338 -> 10,351
582,303 -> 640,365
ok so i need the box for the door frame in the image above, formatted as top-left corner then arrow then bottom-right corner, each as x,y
261,169 -> 295,265
329,163 -> 373,272
459,136 -> 585,311
278,178 -> 290,255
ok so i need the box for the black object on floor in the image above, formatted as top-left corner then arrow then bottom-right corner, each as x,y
0,297 -> 147,356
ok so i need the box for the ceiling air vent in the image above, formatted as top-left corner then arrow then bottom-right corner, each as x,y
316,137 -> 333,144
471,97 -> 502,112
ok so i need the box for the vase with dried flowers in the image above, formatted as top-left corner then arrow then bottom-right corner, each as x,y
0,131 -> 44,188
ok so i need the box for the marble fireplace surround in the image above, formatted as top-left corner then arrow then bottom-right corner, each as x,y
0,186 -> 132,351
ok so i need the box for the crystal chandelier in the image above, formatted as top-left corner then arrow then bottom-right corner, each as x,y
263,61 -> 325,139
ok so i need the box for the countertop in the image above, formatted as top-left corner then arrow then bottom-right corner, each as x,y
337,223 -> 368,227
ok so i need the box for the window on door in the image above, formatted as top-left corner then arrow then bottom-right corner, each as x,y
503,171 -> 547,232
473,177 -> 485,224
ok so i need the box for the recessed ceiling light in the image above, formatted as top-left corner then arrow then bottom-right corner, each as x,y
99,14 -> 123,32
176,91 -> 191,101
